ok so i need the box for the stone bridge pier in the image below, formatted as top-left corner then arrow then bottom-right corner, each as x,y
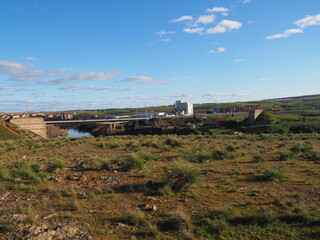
10,118 -> 47,138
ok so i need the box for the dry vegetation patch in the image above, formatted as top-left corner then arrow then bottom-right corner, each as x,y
0,133 -> 319,239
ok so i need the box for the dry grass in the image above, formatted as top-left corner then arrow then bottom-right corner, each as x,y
0,133 -> 319,239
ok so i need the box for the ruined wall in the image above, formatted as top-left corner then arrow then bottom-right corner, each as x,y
10,118 -> 47,138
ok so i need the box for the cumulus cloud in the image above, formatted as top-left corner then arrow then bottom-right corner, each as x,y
41,71 -> 120,85
116,76 -> 165,85
208,47 -> 226,54
206,20 -> 242,34
155,30 -> 176,36
294,14 -> 320,28
194,15 -> 216,26
170,15 -> 193,23
265,28 -> 303,40
265,14 -> 320,40
206,7 -> 229,13
183,27 -> 204,34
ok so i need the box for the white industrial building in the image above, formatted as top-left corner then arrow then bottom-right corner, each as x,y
174,100 -> 193,115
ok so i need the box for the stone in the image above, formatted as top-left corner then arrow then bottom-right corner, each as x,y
0,192 -> 10,200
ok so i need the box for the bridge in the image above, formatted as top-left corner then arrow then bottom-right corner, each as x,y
45,117 -> 153,124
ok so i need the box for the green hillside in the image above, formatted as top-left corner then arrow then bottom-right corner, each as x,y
0,121 -> 21,140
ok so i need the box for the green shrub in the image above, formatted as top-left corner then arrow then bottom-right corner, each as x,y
225,145 -> 236,152
11,161 -> 47,183
276,151 -> 294,161
253,154 -> 265,163
0,168 -> 10,181
46,159 -> 66,173
290,142 -> 313,153
167,161 -> 199,192
164,136 -> 183,148
180,147 -> 213,163
121,153 -> 145,171
0,224 -> 15,234
139,151 -> 157,161
303,151 -> 320,162
80,158 -> 110,170
255,165 -> 285,182
212,149 -> 229,160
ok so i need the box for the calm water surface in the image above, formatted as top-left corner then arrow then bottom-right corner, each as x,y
66,128 -> 92,137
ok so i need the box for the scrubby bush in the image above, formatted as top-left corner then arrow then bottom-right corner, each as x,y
290,142 -> 313,154
303,151 -> 320,162
252,154 -> 265,163
0,224 -> 15,234
164,136 -> 183,148
167,161 -> 199,192
46,159 -> 66,173
180,147 -> 213,163
255,165 -> 285,182
121,153 -> 145,171
276,151 -> 294,161
212,149 -> 229,160
11,161 -> 47,183
80,158 -> 111,170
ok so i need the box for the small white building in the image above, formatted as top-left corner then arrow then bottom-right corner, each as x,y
174,100 -> 193,115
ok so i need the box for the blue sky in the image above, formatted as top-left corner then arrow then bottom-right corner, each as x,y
0,0 -> 320,112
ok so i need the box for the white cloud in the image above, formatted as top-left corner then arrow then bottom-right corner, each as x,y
206,7 -> 229,13
0,60 -> 72,82
294,14 -> 320,28
209,47 -> 226,54
194,14 -> 216,26
183,27 -> 205,34
259,78 -> 270,82
59,85 -> 137,92
0,60 -> 31,74
11,69 -> 71,82
116,76 -> 165,85
41,71 -> 120,85
155,93 -> 192,100
170,15 -> 193,23
240,0 -> 251,3
206,20 -> 242,34
155,30 -> 176,36
25,57 -> 36,61
265,14 -> 320,40
0,86 -> 11,90
161,38 -> 171,42
204,92 -> 253,100
234,58 -> 245,62
265,28 -> 303,40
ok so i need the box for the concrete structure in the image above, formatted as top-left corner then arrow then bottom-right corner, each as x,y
10,118 -> 47,138
174,100 -> 193,115
249,109 -> 264,124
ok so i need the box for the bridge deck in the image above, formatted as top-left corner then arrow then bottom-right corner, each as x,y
45,117 -> 152,124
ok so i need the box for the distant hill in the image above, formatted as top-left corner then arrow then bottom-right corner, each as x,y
44,94 -> 320,116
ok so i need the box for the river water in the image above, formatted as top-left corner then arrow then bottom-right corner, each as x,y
65,128 -> 92,137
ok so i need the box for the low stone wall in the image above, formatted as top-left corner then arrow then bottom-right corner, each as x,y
10,118 -> 47,138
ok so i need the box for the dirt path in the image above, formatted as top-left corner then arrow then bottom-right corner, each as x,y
0,121 -> 21,136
